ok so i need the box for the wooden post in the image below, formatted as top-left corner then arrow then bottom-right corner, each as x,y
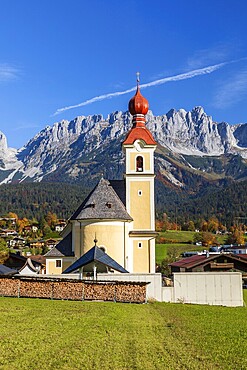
93,264 -> 97,281
18,279 -> 20,298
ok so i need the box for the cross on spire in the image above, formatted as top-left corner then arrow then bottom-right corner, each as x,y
136,71 -> 140,87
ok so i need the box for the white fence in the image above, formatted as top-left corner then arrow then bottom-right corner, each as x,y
162,272 -> 243,307
48,271 -> 244,306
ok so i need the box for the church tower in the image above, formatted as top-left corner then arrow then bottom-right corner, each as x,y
123,75 -> 157,273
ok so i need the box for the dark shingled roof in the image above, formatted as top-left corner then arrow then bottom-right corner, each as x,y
109,180 -> 126,206
44,232 -> 73,257
70,178 -> 132,221
63,245 -> 128,274
0,264 -> 18,275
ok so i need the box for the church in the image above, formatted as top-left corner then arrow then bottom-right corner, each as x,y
45,78 -> 157,276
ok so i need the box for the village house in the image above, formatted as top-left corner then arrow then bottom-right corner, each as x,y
55,221 -> 66,233
4,252 -> 46,274
28,239 -> 45,249
23,224 -> 39,234
170,253 -> 247,274
45,238 -> 58,250
0,229 -> 18,238
7,236 -> 26,249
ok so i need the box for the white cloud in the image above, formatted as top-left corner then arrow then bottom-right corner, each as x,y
214,69 -> 247,109
54,61 -> 229,116
0,64 -> 19,82
12,124 -> 40,131
187,44 -> 234,69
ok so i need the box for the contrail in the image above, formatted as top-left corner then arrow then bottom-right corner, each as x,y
53,61 -> 229,116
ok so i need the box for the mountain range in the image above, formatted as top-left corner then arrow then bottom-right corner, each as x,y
1,106 -> 247,189
1,106 -> 247,224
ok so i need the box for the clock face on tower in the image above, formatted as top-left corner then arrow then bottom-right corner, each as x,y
134,140 -> 144,152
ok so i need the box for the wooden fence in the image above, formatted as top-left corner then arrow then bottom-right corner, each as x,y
0,276 -> 147,303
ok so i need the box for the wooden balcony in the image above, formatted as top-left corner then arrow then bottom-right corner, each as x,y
210,262 -> 234,269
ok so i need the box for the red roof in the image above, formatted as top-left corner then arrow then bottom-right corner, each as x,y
170,253 -> 247,269
128,86 -> 149,116
123,81 -> 156,146
123,127 -> 157,145
237,254 -> 247,260
170,255 -> 207,268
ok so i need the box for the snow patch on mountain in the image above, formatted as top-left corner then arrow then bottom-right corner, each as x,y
0,107 -> 247,184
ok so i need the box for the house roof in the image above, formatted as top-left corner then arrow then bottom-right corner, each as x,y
70,177 -> 132,221
19,258 -> 37,274
44,232 -> 73,257
63,245 -> 128,274
170,253 -> 247,269
6,253 -> 43,266
0,264 -> 18,275
238,254 -> 247,260
170,254 -> 207,268
30,255 -> 46,265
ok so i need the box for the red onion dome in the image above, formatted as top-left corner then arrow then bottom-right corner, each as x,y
128,86 -> 149,116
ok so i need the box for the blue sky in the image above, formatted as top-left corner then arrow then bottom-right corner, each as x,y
1,0 -> 247,148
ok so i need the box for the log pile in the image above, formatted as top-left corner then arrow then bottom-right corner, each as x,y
83,282 -> 115,301
20,280 -> 51,298
0,276 -> 147,303
52,281 -> 83,301
115,283 -> 146,303
0,278 -> 19,297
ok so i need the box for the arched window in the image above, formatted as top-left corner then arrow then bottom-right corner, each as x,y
136,156 -> 143,172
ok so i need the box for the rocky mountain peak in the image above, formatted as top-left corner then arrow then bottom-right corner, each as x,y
0,131 -> 8,153
0,106 -> 246,184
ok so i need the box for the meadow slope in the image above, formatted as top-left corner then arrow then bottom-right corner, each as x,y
0,295 -> 246,370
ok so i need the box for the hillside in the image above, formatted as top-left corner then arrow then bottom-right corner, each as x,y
0,182 -> 89,220
0,179 -> 246,226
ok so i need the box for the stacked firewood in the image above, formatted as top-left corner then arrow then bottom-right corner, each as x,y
83,282 -> 115,301
0,278 -> 19,296
52,281 -> 84,300
115,283 -> 146,303
0,277 -> 147,303
20,280 -> 51,298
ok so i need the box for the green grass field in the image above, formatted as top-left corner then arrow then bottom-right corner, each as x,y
156,230 -> 202,264
156,243 -> 198,264
155,230 -> 229,264
158,230 -> 196,242
0,295 -> 246,370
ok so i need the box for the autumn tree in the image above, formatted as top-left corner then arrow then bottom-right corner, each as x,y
188,221 -> 195,231
0,238 -> 8,264
208,217 -> 219,233
226,228 -> 244,245
200,220 -> 208,232
45,212 -> 58,229
16,218 -> 30,233
155,220 -> 164,232
7,212 -> 18,221
193,232 -> 216,247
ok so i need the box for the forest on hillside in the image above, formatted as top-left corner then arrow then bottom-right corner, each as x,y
0,182 -> 89,220
155,179 -> 247,227
0,180 -> 246,227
